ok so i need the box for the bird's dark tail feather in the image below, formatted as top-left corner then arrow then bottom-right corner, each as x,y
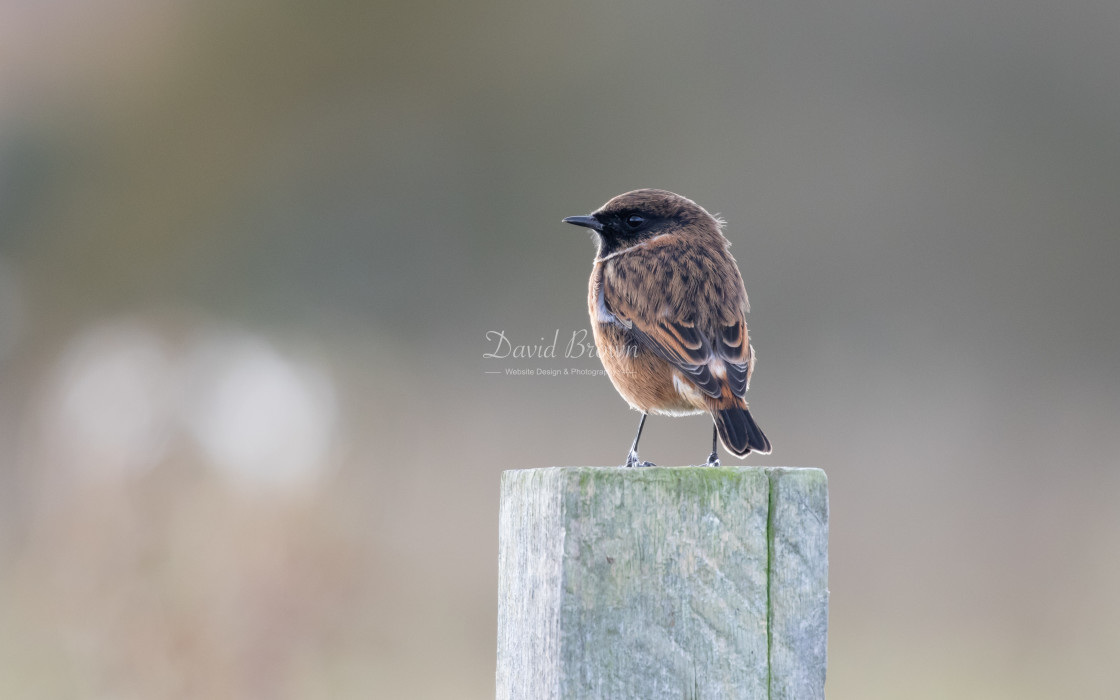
714,405 -> 772,457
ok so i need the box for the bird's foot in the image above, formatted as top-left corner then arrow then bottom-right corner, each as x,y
704,452 -> 720,467
623,451 -> 656,468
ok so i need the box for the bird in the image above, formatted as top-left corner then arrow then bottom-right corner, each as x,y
563,189 -> 772,468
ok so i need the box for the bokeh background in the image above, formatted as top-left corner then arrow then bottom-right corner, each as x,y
2,0 -> 1118,697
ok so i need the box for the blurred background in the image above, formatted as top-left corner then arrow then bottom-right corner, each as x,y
1,0 -> 1118,697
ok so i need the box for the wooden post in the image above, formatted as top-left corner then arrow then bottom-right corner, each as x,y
496,466 -> 827,700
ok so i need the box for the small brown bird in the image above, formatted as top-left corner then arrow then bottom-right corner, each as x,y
564,189 -> 772,467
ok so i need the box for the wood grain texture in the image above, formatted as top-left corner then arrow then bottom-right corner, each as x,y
767,468 -> 829,700
496,466 -> 827,700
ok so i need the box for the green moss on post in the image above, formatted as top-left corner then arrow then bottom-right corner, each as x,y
496,466 -> 827,700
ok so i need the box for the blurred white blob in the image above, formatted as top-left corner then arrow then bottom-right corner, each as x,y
183,332 -> 336,493
44,322 -> 174,479
0,256 -> 22,364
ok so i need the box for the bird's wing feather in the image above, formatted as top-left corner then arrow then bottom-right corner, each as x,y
599,244 -> 757,401
599,265 -> 728,399
714,320 -> 753,398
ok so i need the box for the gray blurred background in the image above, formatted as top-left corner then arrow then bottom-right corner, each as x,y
1,0 -> 1118,697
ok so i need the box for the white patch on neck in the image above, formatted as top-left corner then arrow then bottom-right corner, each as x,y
595,284 -> 631,329
594,232 -> 670,263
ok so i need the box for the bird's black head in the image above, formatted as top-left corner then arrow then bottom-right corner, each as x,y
563,189 -> 720,257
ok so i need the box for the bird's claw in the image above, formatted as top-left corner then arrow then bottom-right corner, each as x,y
623,452 -> 656,468
704,452 -> 720,467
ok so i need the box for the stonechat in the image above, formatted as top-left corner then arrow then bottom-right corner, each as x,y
564,189 -> 772,467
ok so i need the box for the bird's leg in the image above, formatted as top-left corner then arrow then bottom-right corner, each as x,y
705,424 -> 720,467
623,413 -> 656,468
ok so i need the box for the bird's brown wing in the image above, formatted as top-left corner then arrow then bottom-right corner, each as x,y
599,260 -> 752,400
714,319 -> 754,398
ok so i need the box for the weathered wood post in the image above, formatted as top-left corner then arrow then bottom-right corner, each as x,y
496,466 -> 827,700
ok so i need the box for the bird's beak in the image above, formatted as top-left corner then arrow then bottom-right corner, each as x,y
562,215 -> 603,232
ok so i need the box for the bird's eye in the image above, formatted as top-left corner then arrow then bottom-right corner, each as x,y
626,214 -> 645,228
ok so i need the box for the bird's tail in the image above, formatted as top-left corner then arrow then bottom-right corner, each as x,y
713,404 -> 772,457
